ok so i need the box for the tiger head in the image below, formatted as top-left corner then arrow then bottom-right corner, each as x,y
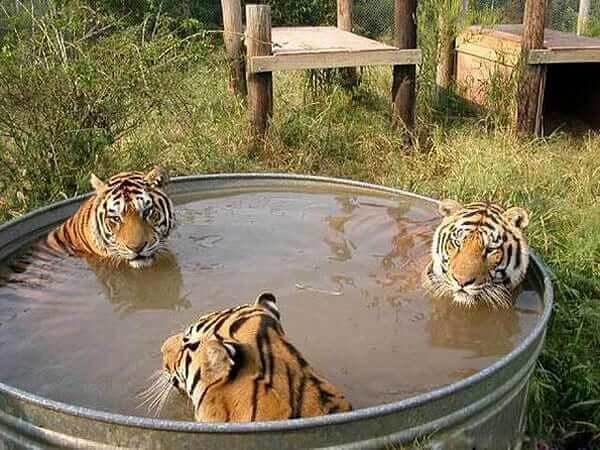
150,293 -> 352,422
423,199 -> 530,308
90,167 -> 175,269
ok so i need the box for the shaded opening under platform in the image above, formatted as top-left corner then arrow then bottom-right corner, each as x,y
455,24 -> 600,135
248,26 -> 421,73
543,63 -> 600,133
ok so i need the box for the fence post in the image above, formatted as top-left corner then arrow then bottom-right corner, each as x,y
435,0 -> 454,100
392,0 -> 417,134
246,4 -> 273,143
337,0 -> 359,87
515,0 -> 546,135
221,0 -> 246,97
577,0 -> 591,35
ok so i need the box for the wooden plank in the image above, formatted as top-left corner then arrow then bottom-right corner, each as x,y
249,49 -> 421,73
272,27 -> 397,54
478,24 -> 600,49
535,65 -> 547,136
246,5 -> 273,141
457,29 -> 522,54
455,51 -> 514,106
456,42 -> 520,67
221,0 -> 246,96
529,48 -> 600,63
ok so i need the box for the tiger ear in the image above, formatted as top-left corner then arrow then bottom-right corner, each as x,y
504,207 -> 529,230
145,166 -> 169,189
254,292 -> 280,319
439,199 -> 462,217
90,173 -> 107,193
200,339 -> 237,384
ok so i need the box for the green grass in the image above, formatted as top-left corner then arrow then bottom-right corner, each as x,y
0,4 -> 599,449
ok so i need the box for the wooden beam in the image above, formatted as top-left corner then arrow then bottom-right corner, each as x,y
577,0 -> 591,36
337,0 -> 359,87
249,49 -> 421,73
456,42 -> 520,67
529,48 -> 600,63
392,0 -> 417,133
534,66 -> 547,135
221,0 -> 246,97
515,0 -> 546,135
246,5 -> 273,142
337,0 -> 353,32
436,0 -> 454,98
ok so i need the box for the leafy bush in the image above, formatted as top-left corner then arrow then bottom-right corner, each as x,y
93,0 -> 336,28
264,0 -> 335,26
0,1 -> 211,218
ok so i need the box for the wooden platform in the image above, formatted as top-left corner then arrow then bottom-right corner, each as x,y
455,24 -> 600,135
461,24 -> 600,64
248,26 -> 421,73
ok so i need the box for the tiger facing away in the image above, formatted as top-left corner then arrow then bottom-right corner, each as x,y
150,293 -> 352,422
46,167 -> 175,269
423,199 -> 530,308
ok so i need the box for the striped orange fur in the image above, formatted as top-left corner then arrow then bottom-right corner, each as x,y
45,167 -> 175,269
146,293 -> 352,422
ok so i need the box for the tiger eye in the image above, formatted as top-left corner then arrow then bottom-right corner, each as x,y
108,216 -> 122,228
487,249 -> 503,266
446,242 -> 458,257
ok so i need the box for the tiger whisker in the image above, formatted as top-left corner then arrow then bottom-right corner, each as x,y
153,385 -> 172,418
138,373 -> 170,404
138,377 -> 172,415
147,383 -> 172,417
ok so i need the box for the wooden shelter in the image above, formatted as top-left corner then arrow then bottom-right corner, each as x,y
455,24 -> 600,135
220,0 -> 421,140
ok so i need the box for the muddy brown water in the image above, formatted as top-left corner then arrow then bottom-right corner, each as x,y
0,188 -> 542,420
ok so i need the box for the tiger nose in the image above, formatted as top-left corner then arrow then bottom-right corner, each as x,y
454,274 -> 476,287
127,241 -> 146,253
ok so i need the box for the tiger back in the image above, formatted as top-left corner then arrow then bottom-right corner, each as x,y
45,166 -> 175,269
159,293 -> 352,422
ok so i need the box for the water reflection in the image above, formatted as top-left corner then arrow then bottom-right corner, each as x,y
373,206 -> 437,309
323,196 -> 359,262
425,295 -> 520,357
88,251 -> 189,315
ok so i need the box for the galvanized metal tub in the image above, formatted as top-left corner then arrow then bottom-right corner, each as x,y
0,174 -> 553,450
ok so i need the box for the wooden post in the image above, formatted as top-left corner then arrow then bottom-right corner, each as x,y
246,4 -> 273,142
221,0 -> 246,97
392,0 -> 417,132
577,0 -> 591,35
435,0 -> 454,101
515,0 -> 546,135
337,0 -> 359,87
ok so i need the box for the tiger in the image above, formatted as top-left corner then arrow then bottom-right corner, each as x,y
45,167 -> 175,269
422,199 -> 530,308
146,293 -> 352,422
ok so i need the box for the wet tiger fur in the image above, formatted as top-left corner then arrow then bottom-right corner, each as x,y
149,293 -> 352,422
423,199 -> 529,308
45,167 -> 175,269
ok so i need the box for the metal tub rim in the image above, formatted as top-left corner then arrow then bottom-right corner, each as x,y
0,172 -> 554,434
